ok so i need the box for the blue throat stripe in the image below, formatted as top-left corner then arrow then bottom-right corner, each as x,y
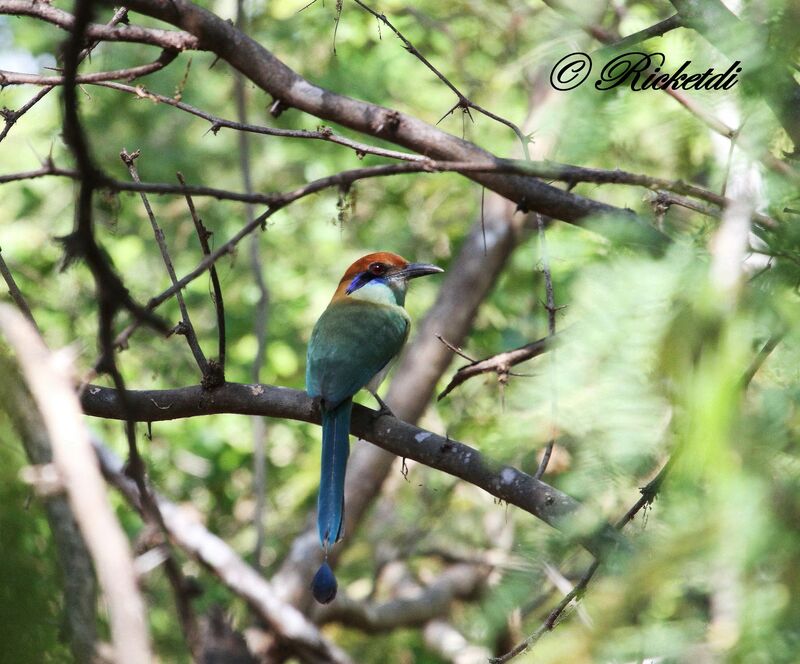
346,272 -> 386,295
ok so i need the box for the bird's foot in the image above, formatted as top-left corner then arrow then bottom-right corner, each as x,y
371,393 -> 395,419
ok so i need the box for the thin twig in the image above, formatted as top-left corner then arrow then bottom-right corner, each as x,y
437,335 -> 552,401
534,215 -> 558,480
235,0 -> 269,569
435,334 -> 476,363
0,48 -> 178,86
0,0 -> 198,50
353,0 -> 531,159
650,190 -> 775,229
595,13 -> 683,53
176,173 -> 226,387
0,5 -> 129,144
3,157 -> 780,228
0,248 -> 39,331
88,80 -> 429,163
492,459 -> 672,663
742,332 -> 784,387
121,150 -> 209,376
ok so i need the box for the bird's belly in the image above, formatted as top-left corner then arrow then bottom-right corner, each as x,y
365,360 -> 394,394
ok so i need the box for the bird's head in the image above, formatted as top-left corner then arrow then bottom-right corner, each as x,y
333,252 -> 443,306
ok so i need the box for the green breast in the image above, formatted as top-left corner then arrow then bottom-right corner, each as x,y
306,298 -> 410,408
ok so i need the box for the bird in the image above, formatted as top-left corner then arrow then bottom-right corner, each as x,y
306,251 -> 444,603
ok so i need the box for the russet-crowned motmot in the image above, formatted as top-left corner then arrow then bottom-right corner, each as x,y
306,252 -> 443,603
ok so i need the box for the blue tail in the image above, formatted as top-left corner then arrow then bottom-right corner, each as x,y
318,398 -> 352,548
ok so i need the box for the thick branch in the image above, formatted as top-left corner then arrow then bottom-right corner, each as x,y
80,381 -> 625,558
0,0 -> 197,49
107,0 -> 636,226
317,564 -> 485,631
1,362 -> 97,662
93,439 -> 353,664
0,305 -> 152,663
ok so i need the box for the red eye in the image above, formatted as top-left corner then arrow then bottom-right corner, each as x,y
369,262 -> 386,275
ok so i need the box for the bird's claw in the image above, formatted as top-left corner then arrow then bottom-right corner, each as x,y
371,393 -> 395,419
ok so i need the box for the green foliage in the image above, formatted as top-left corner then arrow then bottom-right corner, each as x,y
0,439 -> 69,663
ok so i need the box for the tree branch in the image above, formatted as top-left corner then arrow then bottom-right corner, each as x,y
491,459 -> 671,663
0,248 -> 39,331
90,80 -> 430,163
0,157 -> 775,227
534,219 -> 558,479
0,5 -> 130,144
176,172 -> 226,386
0,48 -> 179,85
92,438 -> 354,664
438,335 -> 552,400
1,363 -> 97,662
596,13 -> 683,53
0,0 -> 198,50
669,0 -> 800,151
353,0 -> 531,159
101,0 -> 635,225
0,305 -> 152,663
121,150 -> 210,378
317,564 -> 485,631
80,381 -> 626,558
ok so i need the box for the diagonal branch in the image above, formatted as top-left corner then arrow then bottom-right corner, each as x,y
352,0 -> 531,159
438,335 -> 552,400
0,5 -> 129,144
491,460 -> 671,663
92,438 -> 354,664
0,48 -> 178,86
0,248 -> 39,331
79,381 -> 627,559
595,13 -> 683,53
0,0 -> 198,49
102,0 -> 634,225
669,0 -> 800,151
120,150 -> 210,377
91,80 -> 430,163
177,172 -> 226,386
0,305 -> 152,664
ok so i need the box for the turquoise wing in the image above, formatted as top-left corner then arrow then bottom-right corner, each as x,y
306,299 -> 409,408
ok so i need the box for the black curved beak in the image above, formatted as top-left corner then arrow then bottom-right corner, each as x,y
401,262 -> 445,280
